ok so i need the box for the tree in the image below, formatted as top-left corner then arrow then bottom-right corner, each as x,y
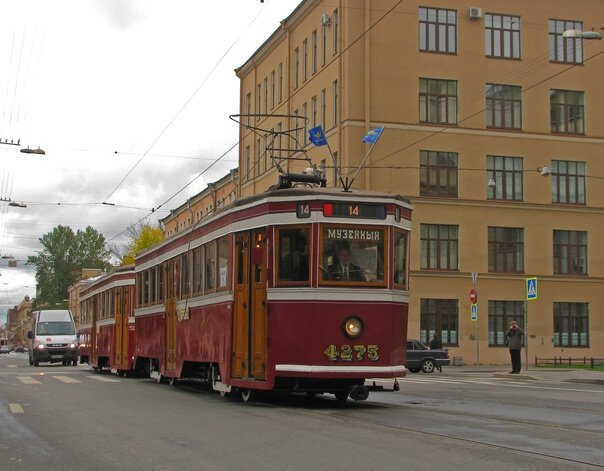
27,225 -> 112,309
121,223 -> 163,265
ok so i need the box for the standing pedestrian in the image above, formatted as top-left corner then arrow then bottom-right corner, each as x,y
429,333 -> 443,372
505,320 -> 524,374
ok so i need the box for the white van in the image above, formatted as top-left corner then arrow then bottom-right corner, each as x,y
27,310 -> 79,366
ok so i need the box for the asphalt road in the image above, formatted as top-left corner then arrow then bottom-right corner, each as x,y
1,352 -> 602,470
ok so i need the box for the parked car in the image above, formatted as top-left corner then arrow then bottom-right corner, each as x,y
14,346 -> 25,353
406,339 -> 450,373
0,345 -> 10,354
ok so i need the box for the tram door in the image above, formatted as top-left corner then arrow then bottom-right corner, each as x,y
164,260 -> 178,372
114,286 -> 129,367
232,229 -> 267,380
91,296 -> 98,366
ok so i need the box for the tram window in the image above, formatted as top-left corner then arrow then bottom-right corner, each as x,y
158,264 -> 164,303
150,267 -> 156,304
205,242 -> 216,292
143,270 -> 150,305
218,237 -> 229,289
136,273 -> 143,307
394,230 -> 408,289
192,247 -> 203,295
181,253 -> 191,298
277,227 -> 310,283
320,225 -> 385,284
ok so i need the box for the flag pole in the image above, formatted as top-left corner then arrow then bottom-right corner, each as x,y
347,128 -> 384,188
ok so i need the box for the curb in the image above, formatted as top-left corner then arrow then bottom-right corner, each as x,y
565,378 -> 604,386
493,372 -> 538,380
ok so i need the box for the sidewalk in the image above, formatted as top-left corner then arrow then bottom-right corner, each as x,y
442,364 -> 604,385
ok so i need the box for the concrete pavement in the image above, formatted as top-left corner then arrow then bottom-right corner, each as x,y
441,364 -> 604,385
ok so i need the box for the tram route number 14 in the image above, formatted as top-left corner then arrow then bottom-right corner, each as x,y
324,344 -> 380,361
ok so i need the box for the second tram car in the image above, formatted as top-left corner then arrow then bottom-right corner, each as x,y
133,187 -> 411,401
79,265 -> 136,375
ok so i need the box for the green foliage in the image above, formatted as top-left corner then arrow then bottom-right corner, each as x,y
27,225 -> 112,309
122,224 -> 163,265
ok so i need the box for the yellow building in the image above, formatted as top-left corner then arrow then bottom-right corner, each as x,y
235,0 -> 604,364
161,169 -> 238,238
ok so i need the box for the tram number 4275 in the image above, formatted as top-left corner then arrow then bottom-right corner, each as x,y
324,344 -> 380,361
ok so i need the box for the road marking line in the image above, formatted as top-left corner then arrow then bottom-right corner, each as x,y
9,403 -> 24,413
53,375 -> 81,384
7,365 -> 18,368
17,376 -> 41,384
86,375 -> 120,383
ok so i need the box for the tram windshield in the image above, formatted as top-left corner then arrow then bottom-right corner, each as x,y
320,225 -> 385,284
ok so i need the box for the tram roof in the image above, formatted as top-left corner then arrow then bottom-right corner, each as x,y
233,187 -> 411,208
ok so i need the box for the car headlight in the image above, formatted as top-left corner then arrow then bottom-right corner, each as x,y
36,343 -> 46,350
342,316 -> 364,338
69,343 -> 77,349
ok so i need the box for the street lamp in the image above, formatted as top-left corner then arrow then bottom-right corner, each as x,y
562,29 -> 603,40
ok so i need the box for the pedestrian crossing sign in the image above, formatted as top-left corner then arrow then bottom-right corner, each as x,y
526,277 -> 538,300
470,303 -> 478,321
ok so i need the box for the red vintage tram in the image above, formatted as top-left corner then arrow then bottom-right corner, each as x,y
132,186 -> 411,401
79,265 -> 136,375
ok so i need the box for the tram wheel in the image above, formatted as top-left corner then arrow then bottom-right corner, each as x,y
241,388 -> 255,403
334,391 -> 349,403
421,359 -> 436,374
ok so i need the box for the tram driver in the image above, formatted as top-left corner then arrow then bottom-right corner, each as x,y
329,243 -> 365,282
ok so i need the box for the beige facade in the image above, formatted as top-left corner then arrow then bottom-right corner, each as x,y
6,296 -> 32,347
161,169 -> 238,238
236,0 -> 604,364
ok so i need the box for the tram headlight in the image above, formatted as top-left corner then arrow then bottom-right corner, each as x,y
342,316 -> 364,338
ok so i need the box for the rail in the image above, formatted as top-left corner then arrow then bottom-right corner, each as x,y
534,356 -> 604,369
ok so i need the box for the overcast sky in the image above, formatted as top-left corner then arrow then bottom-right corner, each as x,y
0,0 -> 302,323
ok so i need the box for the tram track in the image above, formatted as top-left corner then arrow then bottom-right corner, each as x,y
310,397 -> 604,469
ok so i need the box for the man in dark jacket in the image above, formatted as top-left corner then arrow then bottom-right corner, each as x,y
505,320 -> 524,374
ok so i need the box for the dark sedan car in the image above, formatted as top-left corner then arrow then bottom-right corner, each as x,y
406,339 -> 450,373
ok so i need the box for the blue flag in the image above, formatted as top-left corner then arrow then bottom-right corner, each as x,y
362,127 -> 384,144
309,126 -> 327,146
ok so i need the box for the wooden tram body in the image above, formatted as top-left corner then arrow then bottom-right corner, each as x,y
133,187 -> 411,400
78,265 -> 136,374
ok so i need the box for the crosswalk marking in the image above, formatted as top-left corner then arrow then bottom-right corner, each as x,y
17,376 -> 41,385
7,365 -> 18,368
9,403 -> 24,414
53,375 -> 81,384
86,375 -> 120,383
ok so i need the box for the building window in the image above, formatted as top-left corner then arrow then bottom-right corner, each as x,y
485,13 -> 520,59
488,301 -> 524,346
256,84 -> 261,120
332,80 -> 338,127
550,89 -> 584,134
321,88 -> 326,128
302,102 -> 308,145
551,160 -> 585,204
278,63 -> 283,103
293,109 -> 300,148
420,299 -> 458,346
420,224 -> 458,270
488,227 -> 524,273
419,7 -> 457,54
256,138 -> 261,176
554,302 -> 589,347
312,30 -> 318,74
321,24 -> 327,65
420,150 -> 458,196
270,70 -> 275,110
486,84 -> 521,129
294,47 -> 299,89
549,19 -> 583,64
263,77 -> 268,113
553,230 -> 587,275
245,145 -> 250,181
419,78 -> 457,124
333,9 -> 339,54
311,95 -> 317,128
487,155 -> 523,201
303,39 -> 308,82
245,93 -> 251,126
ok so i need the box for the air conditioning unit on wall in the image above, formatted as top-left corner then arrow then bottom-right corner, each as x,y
469,7 -> 482,19
321,13 -> 331,26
